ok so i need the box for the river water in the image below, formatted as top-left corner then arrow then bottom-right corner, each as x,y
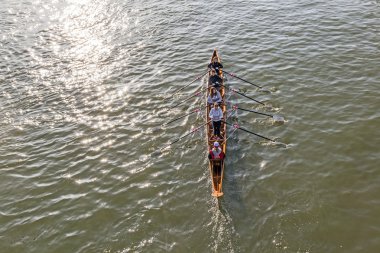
1,0 -> 379,252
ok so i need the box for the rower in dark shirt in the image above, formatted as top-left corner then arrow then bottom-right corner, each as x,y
208,57 -> 224,75
208,69 -> 223,90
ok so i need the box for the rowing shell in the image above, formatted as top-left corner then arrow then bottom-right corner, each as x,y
207,50 -> 227,197
164,50 -> 284,198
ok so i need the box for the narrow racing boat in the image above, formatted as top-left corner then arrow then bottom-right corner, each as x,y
207,50 -> 226,197
163,50 -> 284,199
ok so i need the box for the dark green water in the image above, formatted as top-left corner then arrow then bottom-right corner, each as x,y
1,0 -> 379,252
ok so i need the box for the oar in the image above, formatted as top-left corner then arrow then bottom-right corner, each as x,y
211,83 -> 265,105
222,121 -> 276,142
222,70 -> 263,89
164,105 -> 207,125
235,106 -> 273,117
234,106 -> 285,122
168,86 -> 207,110
161,120 -> 211,150
166,71 -> 208,99
229,87 -> 265,105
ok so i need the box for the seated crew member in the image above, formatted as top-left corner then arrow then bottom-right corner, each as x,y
207,87 -> 222,105
209,102 -> 223,139
208,57 -> 224,74
208,141 -> 225,160
208,69 -> 223,90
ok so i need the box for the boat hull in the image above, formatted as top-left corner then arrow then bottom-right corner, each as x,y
206,50 -> 227,197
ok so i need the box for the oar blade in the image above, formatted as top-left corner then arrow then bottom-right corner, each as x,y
259,139 -> 287,148
272,115 -> 285,123
259,88 -> 272,94
151,150 -> 163,157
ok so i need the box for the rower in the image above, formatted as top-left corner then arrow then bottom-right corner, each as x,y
208,141 -> 225,160
208,69 -> 223,90
207,87 -> 222,106
208,57 -> 224,75
209,102 -> 223,139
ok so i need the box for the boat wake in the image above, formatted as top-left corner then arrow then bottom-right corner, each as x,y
207,200 -> 240,253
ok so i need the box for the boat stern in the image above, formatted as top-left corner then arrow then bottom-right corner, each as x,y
212,191 -> 224,197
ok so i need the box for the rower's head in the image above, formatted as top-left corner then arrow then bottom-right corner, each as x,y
210,87 -> 216,95
213,142 -> 220,148
213,57 -> 218,63
213,102 -> 219,108
211,69 -> 216,75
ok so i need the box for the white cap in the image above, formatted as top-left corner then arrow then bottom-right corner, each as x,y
213,142 -> 219,147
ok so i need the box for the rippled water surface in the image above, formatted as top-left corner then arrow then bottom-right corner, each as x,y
1,0 -> 379,252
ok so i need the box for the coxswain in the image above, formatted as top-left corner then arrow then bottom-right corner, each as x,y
209,102 -> 223,139
208,141 -> 225,160
207,87 -> 222,106
208,57 -> 224,75
208,69 -> 223,90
